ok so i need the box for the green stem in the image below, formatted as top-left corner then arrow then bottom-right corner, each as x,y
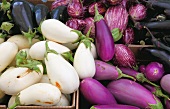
61,51 -> 74,62
9,102 -> 18,109
22,28 -> 36,45
2,0 -> 7,5
117,67 -> 136,81
0,22 -> 14,34
94,4 -> 103,22
145,79 -> 159,88
45,41 -> 59,60
0,33 -> 7,38
86,26 -> 92,38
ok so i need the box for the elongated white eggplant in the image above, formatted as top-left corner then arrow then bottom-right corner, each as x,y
41,19 -> 79,43
39,75 -> 51,83
62,42 -> 78,50
56,94 -> 70,106
91,43 -> 97,59
29,41 -> 70,60
0,65 -> 43,95
45,53 -> 80,94
0,38 -> 4,44
7,35 -> 39,50
74,42 -> 96,79
9,83 -> 61,109
0,42 -> 18,73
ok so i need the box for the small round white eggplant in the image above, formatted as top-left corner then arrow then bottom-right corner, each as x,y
39,75 -> 51,83
91,43 -> 97,59
29,41 -> 70,60
0,65 -> 43,95
73,43 -> 96,79
62,42 -> 78,50
45,53 -> 80,94
0,42 -> 18,73
9,83 -> 61,109
56,94 -> 70,106
41,19 -> 79,43
0,38 -> 4,44
7,35 -> 40,50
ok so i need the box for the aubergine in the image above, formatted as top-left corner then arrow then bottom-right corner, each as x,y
144,0 -> 170,9
11,0 -> 35,11
34,4 -> 49,26
11,1 -> 35,44
51,6 -> 69,23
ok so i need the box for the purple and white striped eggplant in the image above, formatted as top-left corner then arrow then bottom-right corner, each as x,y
66,18 -> 86,31
88,2 -> 107,16
122,27 -> 135,44
83,17 -> 95,38
107,79 -> 163,109
106,0 -> 122,5
51,0 -> 69,10
80,78 -> 117,105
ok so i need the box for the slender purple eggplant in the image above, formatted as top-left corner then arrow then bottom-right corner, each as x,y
83,17 -> 95,38
94,60 -> 135,80
67,0 -> 84,18
106,0 -> 122,5
119,67 -> 159,87
88,2 -> 107,16
51,0 -> 69,11
80,78 -> 117,105
104,5 -> 128,32
94,5 -> 115,62
129,4 -> 147,21
107,79 -> 163,109
122,27 -> 135,44
66,18 -> 86,31
145,62 -> 164,82
113,44 -> 136,68
90,104 -> 140,109
161,74 -> 170,94
143,83 -> 169,100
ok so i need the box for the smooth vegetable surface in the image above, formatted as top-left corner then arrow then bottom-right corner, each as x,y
160,74 -> 170,94
91,104 -> 140,109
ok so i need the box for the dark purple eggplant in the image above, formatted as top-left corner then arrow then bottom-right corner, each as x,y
67,0 -> 84,18
94,60 -> 135,80
129,4 -> 147,21
165,99 -> 170,109
12,0 -> 35,11
106,0 -> 122,5
160,74 -> 170,94
139,64 -> 146,73
12,1 -> 35,44
34,4 -> 49,26
83,17 -> 95,38
94,5 -> 115,62
90,104 -> 140,109
51,0 -> 69,11
144,0 -> 170,9
80,78 -> 117,105
143,83 -> 169,100
104,5 -> 128,32
88,2 -> 107,16
140,47 -> 170,70
107,79 -> 163,109
51,6 -> 69,23
113,44 -> 136,68
119,67 -> 159,87
66,18 -> 86,31
163,36 -> 170,46
122,27 -> 135,44
145,62 -> 164,82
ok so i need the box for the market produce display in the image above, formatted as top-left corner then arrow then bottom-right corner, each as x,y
0,0 -> 170,109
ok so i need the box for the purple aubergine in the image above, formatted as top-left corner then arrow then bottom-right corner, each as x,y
122,27 -> 135,44
129,4 -> 147,21
106,0 -> 122,5
94,5 -> 115,62
107,79 -> 163,109
104,5 -> 128,32
94,60 -> 135,80
67,0 -> 84,18
143,83 -> 169,100
145,62 -> 164,82
161,74 -> 170,94
51,0 -> 69,11
165,99 -> 170,109
66,18 -> 86,31
119,67 -> 159,87
88,2 -> 107,16
80,78 -> 117,105
113,44 -> 136,68
90,104 -> 140,109
83,17 -> 95,38
139,65 -> 146,73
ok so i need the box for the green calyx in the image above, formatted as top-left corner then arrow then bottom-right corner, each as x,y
1,0 -> 10,13
9,93 -> 21,109
94,4 -> 104,22
0,33 -> 7,38
16,51 -> 42,73
0,22 -> 14,34
112,28 -> 123,42
117,67 -> 136,81
148,95 -> 163,109
90,106 -> 96,109
22,28 -> 36,45
154,87 -> 170,100
61,51 -> 74,63
136,73 -> 159,88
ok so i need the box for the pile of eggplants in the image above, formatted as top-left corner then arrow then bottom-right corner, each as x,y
1,0 -> 170,109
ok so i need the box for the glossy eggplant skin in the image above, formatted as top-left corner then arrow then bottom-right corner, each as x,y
12,0 -> 35,11
34,4 -> 49,26
51,6 -> 69,23
144,0 -> 170,9
11,1 -> 34,32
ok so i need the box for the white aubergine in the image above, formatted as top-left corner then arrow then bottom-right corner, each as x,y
56,94 -> 70,106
